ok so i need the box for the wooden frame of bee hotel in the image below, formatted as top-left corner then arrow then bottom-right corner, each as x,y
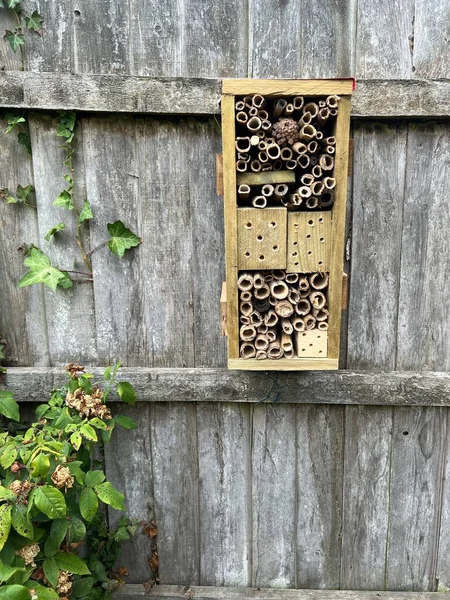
222,79 -> 353,370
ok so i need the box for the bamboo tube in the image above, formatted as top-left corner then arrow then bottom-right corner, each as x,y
310,291 -> 326,309
315,131 -> 324,141
293,96 -> 304,110
264,272 -> 274,282
236,111 -> 248,124
253,294 -> 271,309
270,280 -> 289,299
284,194 -> 302,209
285,273 -> 299,284
250,311 -> 263,327
261,164 -> 272,172
292,141 -> 307,155
299,112 -> 312,127
307,141 -> 318,154
250,135 -> 260,146
240,342 -> 256,359
238,184 -> 251,201
326,145 -> 335,155
264,310 -> 278,327
319,100 -> 326,108
254,286 -> 270,301
249,107 -> 258,117
298,186 -> 312,198
253,272 -> 265,289
304,315 -> 316,330
243,95 -> 253,108
257,130 -> 266,139
273,159 -> 283,171
240,290 -> 252,301
301,174 -> 315,186
235,100 -> 245,111
272,270 -> 286,280
240,315 -> 251,325
310,180 -> 324,196
255,334 -> 269,351
324,136 -> 336,146
251,195 -> 267,208
312,165 -> 322,178
269,296 -> 277,306
309,272 -> 329,290
288,289 -> 301,305
281,332 -> 293,352
303,102 -> 319,118
266,328 -> 277,342
298,276 -> 310,292
275,300 -> 294,318
258,324 -> 268,334
299,124 -> 316,141
238,272 -> 254,291
266,143 -> 281,160
258,151 -> 269,163
258,140 -> 267,151
258,109 -> 269,121
240,324 -> 257,341
319,191 -> 335,208
318,322 -> 329,330
309,155 -> 318,166
323,177 -> 336,190
295,298 -> 311,316
300,291 -> 310,299
261,120 -> 272,133
261,184 -> 274,197
317,107 -> 330,125
286,160 -> 297,170
256,350 -> 267,360
236,160 -> 247,172
313,308 -> 329,321
297,155 -> 310,169
273,99 -> 287,119
247,116 -> 262,132
292,316 -> 305,331
274,184 -> 288,200
236,137 -> 251,152
281,318 -> 294,334
284,348 -> 295,359
284,103 -> 294,117
240,301 -> 253,316
326,94 -> 340,109
329,108 -> 338,117
237,153 -> 250,162
281,147 -> 293,161
319,154 -> 334,171
306,196 -> 319,209
265,136 -> 274,145
250,160 -> 262,173
251,93 -> 266,109
267,341 -> 283,359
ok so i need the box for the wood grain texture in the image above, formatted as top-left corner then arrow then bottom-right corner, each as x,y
386,407 -> 446,591
228,358 -> 339,370
435,411 -> 450,591
197,403 -> 251,585
355,0 -> 414,78
222,80 -> 354,96
104,404 -> 153,582
396,122 -> 450,370
28,114 -> 98,365
150,403 -> 200,584
296,405 -> 344,589
347,122 -> 407,370
340,406 -> 393,590
287,212 -> 331,273
237,208 -> 287,270
252,405 -> 296,587
413,0 -> 450,79
0,119 -> 49,366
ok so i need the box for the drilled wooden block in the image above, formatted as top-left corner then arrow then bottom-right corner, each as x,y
237,207 -> 287,269
287,212 -> 332,272
295,330 -> 328,358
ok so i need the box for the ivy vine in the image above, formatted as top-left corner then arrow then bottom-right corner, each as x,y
1,0 -> 43,71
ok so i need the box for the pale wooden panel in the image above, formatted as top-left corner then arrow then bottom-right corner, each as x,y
386,407 -> 446,591
355,0 -> 414,78
197,404 -> 250,585
287,212 -> 331,273
252,405 -> 296,587
413,0 -> 450,79
397,123 -> 450,370
150,403 -> 200,584
104,404 -> 153,582
296,405 -> 344,589
341,406 -> 393,590
0,120 -> 49,366
347,122 -> 407,370
238,208 -> 287,270
28,114 -> 97,365
435,410 -> 450,590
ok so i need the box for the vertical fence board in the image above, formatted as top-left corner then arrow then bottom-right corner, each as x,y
28,114 -> 97,365
197,403 -> 251,585
104,404 -> 153,582
150,403 -> 200,585
436,410 -> 450,590
347,122 -> 406,370
252,404 -> 296,588
386,407 -> 446,591
0,119 -> 49,366
340,406 -> 393,590
296,405 -> 344,589
397,123 -> 450,371
413,0 -> 450,79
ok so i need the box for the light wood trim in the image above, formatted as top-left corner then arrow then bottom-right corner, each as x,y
222,79 -> 354,96
220,281 -> 227,336
228,358 -> 338,371
237,170 -> 296,186
328,97 -> 352,359
216,153 -> 224,195
222,95 -> 239,358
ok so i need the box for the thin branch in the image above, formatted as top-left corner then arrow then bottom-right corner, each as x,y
86,240 -> 108,257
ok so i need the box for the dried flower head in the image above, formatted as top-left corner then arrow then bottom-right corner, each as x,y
65,363 -> 85,379
51,465 -> 74,490
17,543 -> 40,567
11,461 -> 22,473
272,118 -> 299,147
65,387 -> 111,420
9,479 -> 32,502
57,571 -> 73,596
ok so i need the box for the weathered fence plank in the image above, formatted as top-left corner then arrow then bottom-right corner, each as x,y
413,0 -> 450,79
435,411 -> 450,590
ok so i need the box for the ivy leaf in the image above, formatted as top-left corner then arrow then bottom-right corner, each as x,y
114,415 -> 137,430
17,132 -> 32,156
3,30 -> 25,53
25,10 -> 43,33
34,486 -> 66,519
44,223 -> 66,241
0,504 -> 12,552
107,221 -> 141,258
5,113 -> 25,133
7,0 -> 22,8
53,190 -> 74,210
0,390 -> 20,421
94,482 -> 125,510
16,184 -> 34,202
79,488 -> 98,522
18,248 -> 73,291
57,112 -> 76,143
78,200 -> 93,223
54,552 -> 90,575
116,381 -> 136,406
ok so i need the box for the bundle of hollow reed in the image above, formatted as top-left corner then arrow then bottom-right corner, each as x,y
234,94 -> 340,211
237,270 -> 329,359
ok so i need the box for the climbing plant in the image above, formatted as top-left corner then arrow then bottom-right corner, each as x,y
1,1 -> 43,71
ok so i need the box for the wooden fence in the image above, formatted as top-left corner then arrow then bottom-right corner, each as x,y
2,0 -> 450,595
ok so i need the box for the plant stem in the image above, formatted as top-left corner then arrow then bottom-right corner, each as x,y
63,270 -> 93,277
86,240 -> 108,257
14,9 -> 25,71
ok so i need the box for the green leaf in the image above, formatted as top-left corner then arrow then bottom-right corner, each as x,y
0,344 -> 5,360
78,201 -> 93,223
5,114 -> 25,134
0,559 -> 24,584
80,424 -> 97,442
0,487 -> 15,502
18,248 -> 72,292
23,582 -> 58,600
54,551 -> 90,575
79,488 -> 98,522
85,470 -> 105,488
44,519 -> 67,557
30,452 -> 50,478
43,557 -> 59,588
0,505 -> 12,553
17,132 -> 32,156
16,184 -> 34,202
116,381 -> 136,406
11,505 -> 33,540
34,486 -> 66,519
25,10 -> 43,32
3,30 -> 25,53
66,517 -> 85,544
114,414 -> 137,430
103,366 -> 111,381
107,221 -> 141,258
7,0 -> 22,8
0,585 -> 30,600
88,417 -> 108,431
53,189 -> 74,210
71,576 -> 94,598
94,482 -> 125,511
0,445 -> 17,469
44,223 -> 66,241
70,431 -> 82,451
0,390 -> 20,421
